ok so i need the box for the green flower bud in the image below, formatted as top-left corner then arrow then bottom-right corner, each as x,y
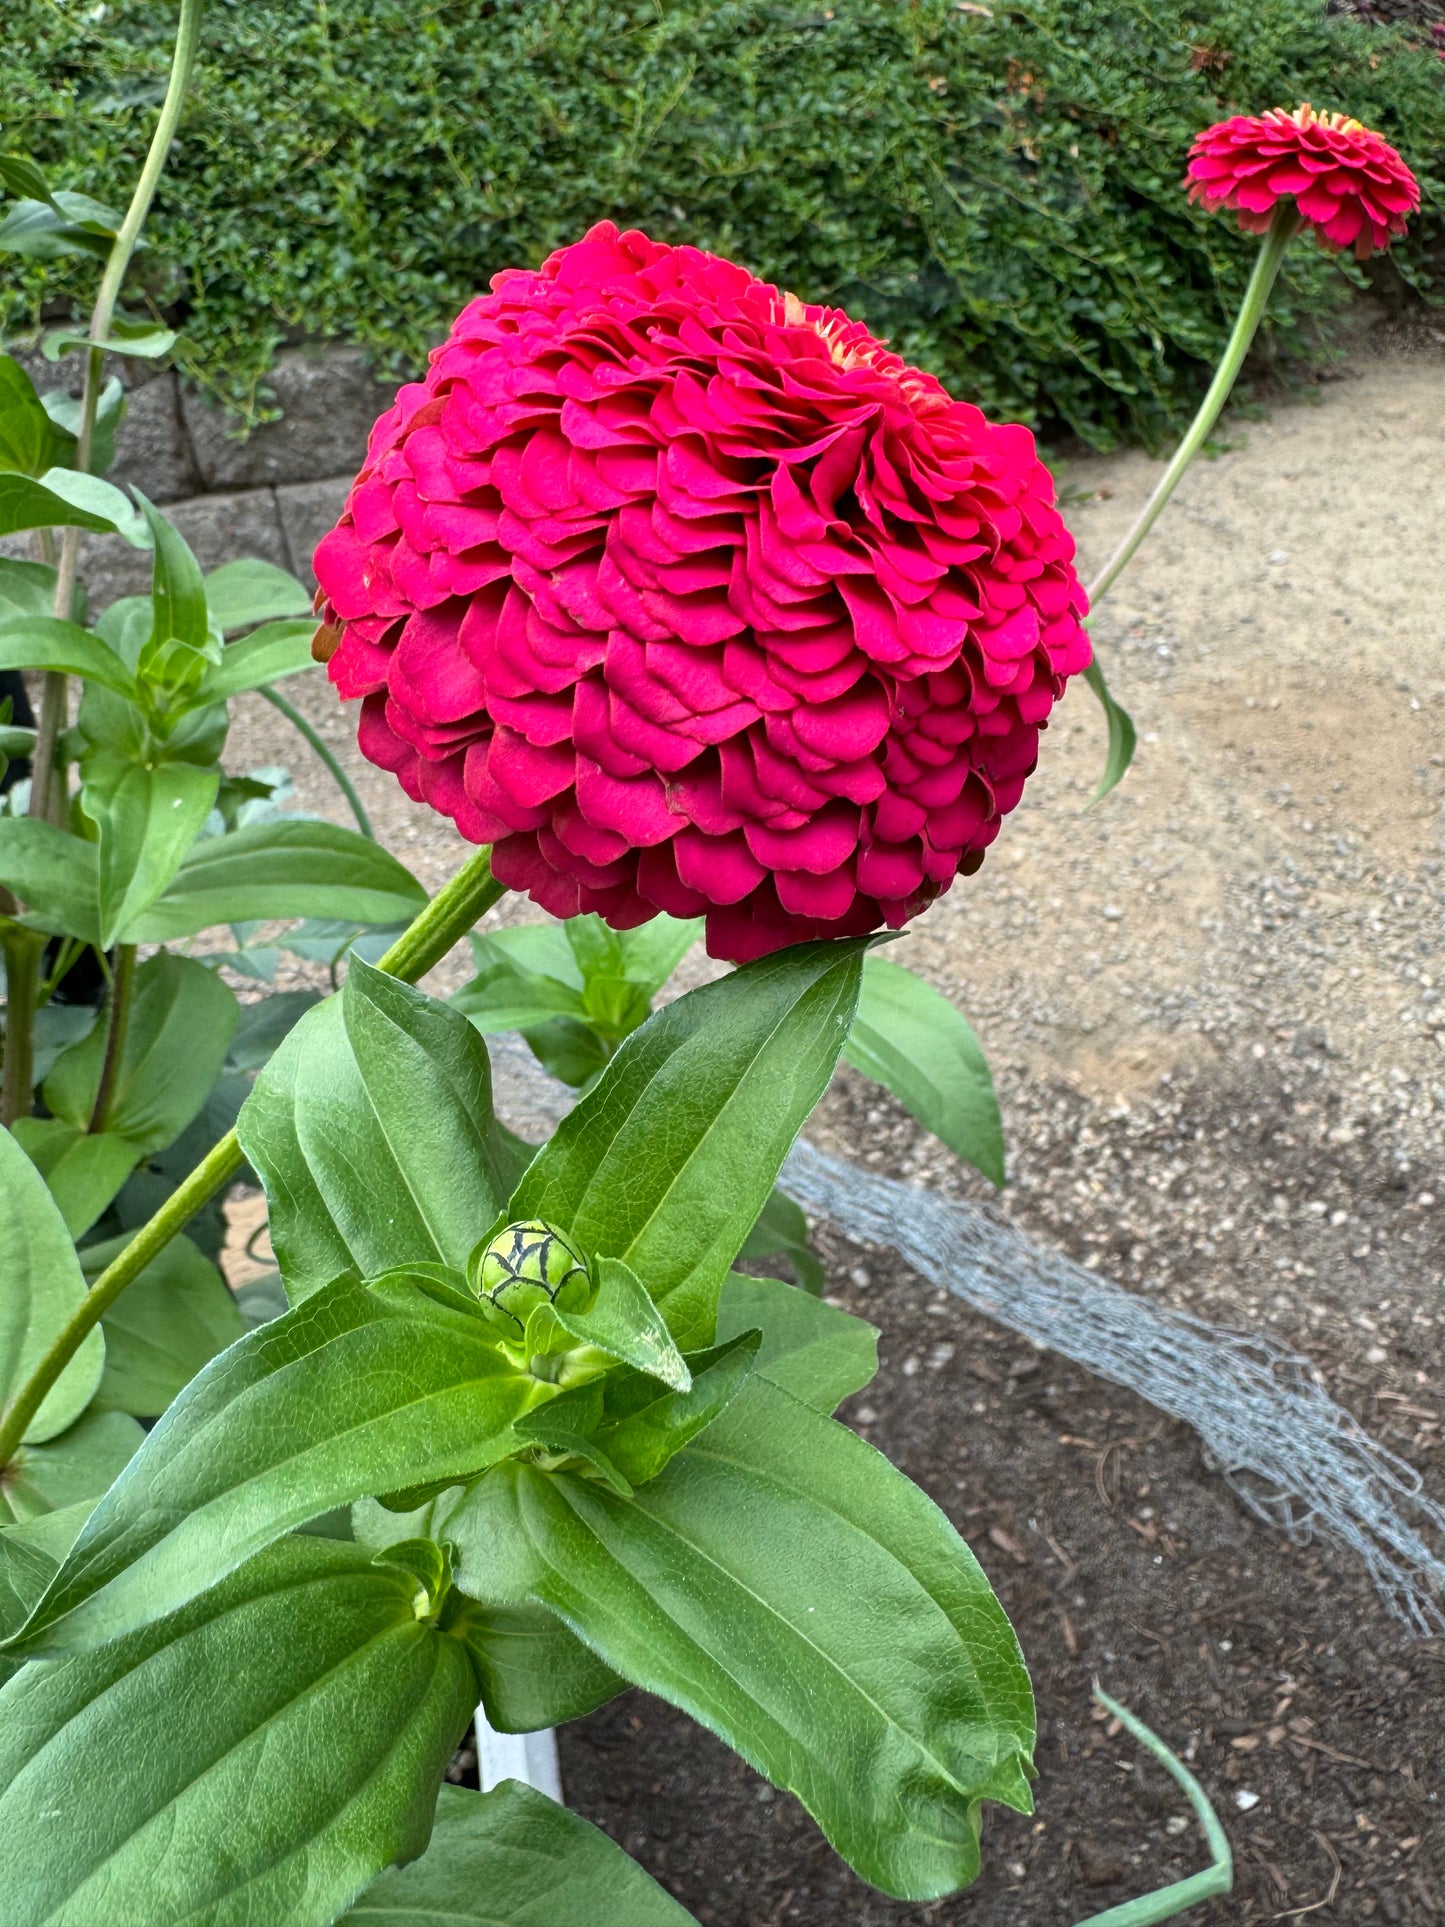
475,1219 -> 592,1338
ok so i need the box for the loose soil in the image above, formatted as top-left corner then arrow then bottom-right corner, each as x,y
215,335 -> 1445,1922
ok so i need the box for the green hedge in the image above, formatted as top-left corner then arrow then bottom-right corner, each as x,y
5,0 -> 1442,447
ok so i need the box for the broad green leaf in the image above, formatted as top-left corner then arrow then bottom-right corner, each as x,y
715,1273 -> 878,1414
128,818 -> 427,941
618,913 -> 703,995
0,193 -> 117,262
1083,656 -> 1137,803
843,954 -> 1004,1185
44,314 -> 177,362
449,1377 -> 1034,1901
520,1015 -> 611,1090
10,1117 -> 141,1239
194,618 -> 317,701
45,952 -> 238,1156
471,923 -> 583,989
10,1269 -> 549,1654
0,1126 -> 106,1443
739,1184 -> 824,1294
42,377 -> 126,477
82,757 -> 219,945
204,558 -> 312,632
0,1412 -> 143,1526
462,1605 -> 627,1733
0,470 -> 115,538
80,1232 -> 244,1418
29,1004 -> 97,1082
510,1382 -> 633,1497
528,1255 -> 692,1394
36,468 -> 151,544
0,155 -> 61,208
511,941 -> 869,1350
0,1526 -> 58,1656
0,613 -> 137,696
0,818 -> 100,942
0,1537 -> 477,1927
0,556 -> 58,619
238,960 -> 519,1298
453,962 -> 588,1034
593,1330 -> 760,1486
341,1782 -> 696,1927
225,988 -> 322,1072
0,353 -> 73,475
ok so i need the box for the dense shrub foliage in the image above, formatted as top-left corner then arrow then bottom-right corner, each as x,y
5,0 -> 1443,444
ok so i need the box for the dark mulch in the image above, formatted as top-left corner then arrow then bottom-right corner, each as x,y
547,1245 -> 1444,1925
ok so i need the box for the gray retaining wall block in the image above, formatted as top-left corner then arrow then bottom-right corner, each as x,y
179,346 -> 396,492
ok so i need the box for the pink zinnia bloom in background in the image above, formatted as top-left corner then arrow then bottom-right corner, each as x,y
1186,104 -> 1419,259
314,222 -> 1089,961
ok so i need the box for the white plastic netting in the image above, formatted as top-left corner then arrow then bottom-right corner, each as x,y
487,1036 -> 1445,1636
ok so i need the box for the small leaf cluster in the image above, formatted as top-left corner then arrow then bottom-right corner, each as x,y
1,942 -> 1036,1922
4,0 -> 1442,445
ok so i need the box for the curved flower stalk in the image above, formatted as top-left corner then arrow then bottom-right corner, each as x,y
313,224 -> 1090,961
1083,104 -> 1421,796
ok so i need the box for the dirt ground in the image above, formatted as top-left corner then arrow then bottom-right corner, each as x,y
219,332 -> 1445,1923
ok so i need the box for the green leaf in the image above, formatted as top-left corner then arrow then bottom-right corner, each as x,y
0,353 -> 73,475
0,613 -> 138,696
204,558 -> 313,632
460,1604 -> 626,1733
82,757 -> 220,946
449,1377 -> 1034,1902
510,1383 -> 633,1498
225,988 -> 322,1072
34,468 -> 150,545
617,913 -> 703,995
80,1232 -> 245,1419
10,1117 -> 142,1239
0,469 -> 117,540
193,618 -> 316,701
1083,657 -> 1137,803
843,954 -> 1005,1185
530,1255 -> 692,1394
10,1269 -> 549,1655
0,818 -> 100,942
0,189 -> 118,262
135,495 -> 216,696
0,1524 -> 59,1657
0,1125 -> 106,1444
0,1537 -> 477,1927
0,556 -> 59,620
715,1273 -> 878,1415
238,959 -> 520,1299
520,1015 -> 611,1090
0,1412 -> 143,1526
45,952 -> 239,1156
511,940 -> 869,1350
0,155 -> 61,209
471,924 -> 583,989
43,314 -> 178,362
127,818 -> 427,941
593,1330 -> 760,1486
738,1184 -> 825,1294
453,961 -> 588,1034
340,1782 -> 697,1927
43,377 -> 126,477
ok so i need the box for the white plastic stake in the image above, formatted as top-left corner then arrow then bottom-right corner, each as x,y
473,1705 -> 563,1803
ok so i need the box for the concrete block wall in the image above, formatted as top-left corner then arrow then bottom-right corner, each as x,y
6,344 -> 397,603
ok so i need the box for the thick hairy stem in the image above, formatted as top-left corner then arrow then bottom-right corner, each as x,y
1086,205 -> 1300,610
1,924 -> 45,1128
87,941 -> 136,1133
30,0 -> 205,821
0,843 -> 504,1468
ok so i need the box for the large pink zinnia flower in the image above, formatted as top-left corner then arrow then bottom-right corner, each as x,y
1186,104 -> 1419,259
313,222 -> 1089,962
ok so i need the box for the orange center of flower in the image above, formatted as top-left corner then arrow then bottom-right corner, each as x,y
780,291 -> 948,415
1272,102 -> 1366,136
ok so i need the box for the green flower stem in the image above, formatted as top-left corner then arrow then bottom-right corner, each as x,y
0,922 -> 45,1129
0,842 -> 504,1471
1086,204 -> 1300,610
1071,1686 -> 1232,1927
86,941 -> 136,1134
257,684 -> 375,840
28,0 -> 205,825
